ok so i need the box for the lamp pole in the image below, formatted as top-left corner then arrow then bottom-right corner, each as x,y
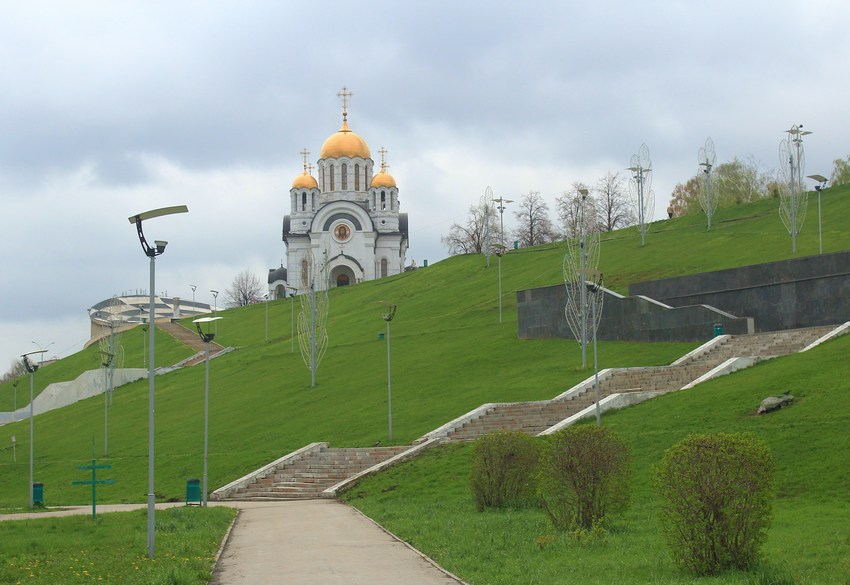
190,284 -> 197,312
31,341 -> 53,366
587,273 -> 604,427
807,175 -> 828,255
494,196 -> 513,248
129,204 -> 188,560
287,287 -> 298,353
264,294 -> 269,342
381,303 -> 397,442
494,244 -> 505,323
193,316 -> 221,507
21,350 -> 45,508
210,290 -> 219,335
578,188 -> 589,369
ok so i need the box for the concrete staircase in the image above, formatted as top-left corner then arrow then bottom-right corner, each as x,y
441,325 -> 837,442
159,321 -> 226,366
214,324 -> 843,501
216,444 -> 410,501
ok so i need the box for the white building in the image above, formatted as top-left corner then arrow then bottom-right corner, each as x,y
271,90 -> 408,298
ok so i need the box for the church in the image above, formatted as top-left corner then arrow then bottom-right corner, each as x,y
268,88 -> 409,298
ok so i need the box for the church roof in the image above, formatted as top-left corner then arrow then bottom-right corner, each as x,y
291,171 -> 318,189
320,120 -> 371,159
370,168 -> 397,188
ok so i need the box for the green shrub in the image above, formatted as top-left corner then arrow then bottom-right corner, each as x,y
654,432 -> 775,575
470,430 -> 540,511
537,425 -> 631,530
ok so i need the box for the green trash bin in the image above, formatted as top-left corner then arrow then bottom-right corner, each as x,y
186,478 -> 201,505
713,323 -> 725,337
32,482 -> 44,507
377,332 -> 385,341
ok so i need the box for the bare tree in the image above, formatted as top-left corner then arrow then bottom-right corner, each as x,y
0,359 -> 26,383
513,191 -> 557,247
595,171 -> 634,231
557,182 -> 598,239
441,202 -> 500,255
225,270 -> 264,307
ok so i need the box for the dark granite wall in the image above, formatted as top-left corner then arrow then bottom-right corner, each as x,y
517,284 -> 753,342
629,251 -> 850,332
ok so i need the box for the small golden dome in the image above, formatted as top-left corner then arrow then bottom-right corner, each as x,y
320,120 -> 371,159
291,172 -> 318,189
370,168 -> 396,188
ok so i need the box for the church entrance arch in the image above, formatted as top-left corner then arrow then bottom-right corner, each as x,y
330,264 -> 357,288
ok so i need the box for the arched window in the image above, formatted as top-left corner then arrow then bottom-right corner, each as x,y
330,164 -> 335,191
354,164 -> 360,190
341,163 -> 347,190
380,258 -> 388,278
321,166 -> 325,191
381,190 -> 386,210
301,192 -> 307,211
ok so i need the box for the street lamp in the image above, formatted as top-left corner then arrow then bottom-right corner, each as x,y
586,273 -> 604,427
21,349 -> 46,508
31,341 -> 54,366
287,287 -> 298,353
264,293 -> 269,341
128,204 -> 188,560
380,302 -> 397,442
494,196 -> 513,248
494,244 -> 506,323
193,316 -> 222,508
807,174 -> 828,255
210,290 -> 219,335
190,284 -> 197,311
578,187 -> 590,369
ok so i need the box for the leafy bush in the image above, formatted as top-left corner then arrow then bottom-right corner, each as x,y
470,430 -> 540,511
654,432 -> 775,575
537,425 -> 631,530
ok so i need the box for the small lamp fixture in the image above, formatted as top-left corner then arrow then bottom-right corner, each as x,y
193,317 -> 222,343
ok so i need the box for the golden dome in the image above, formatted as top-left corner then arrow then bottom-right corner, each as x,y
320,120 -> 371,159
370,168 -> 397,188
291,171 -> 318,189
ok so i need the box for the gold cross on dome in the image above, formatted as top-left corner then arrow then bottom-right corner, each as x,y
337,86 -> 352,121
379,146 -> 388,170
300,148 -> 310,172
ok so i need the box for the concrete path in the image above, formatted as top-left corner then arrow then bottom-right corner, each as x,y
0,500 -> 466,585
210,500 -> 465,585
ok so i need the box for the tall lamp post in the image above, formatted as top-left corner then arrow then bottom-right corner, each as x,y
494,196 -> 513,248
193,316 -> 221,507
587,273 -> 604,427
128,204 -> 188,560
21,349 -> 46,508
210,290 -> 219,335
190,284 -> 197,310
381,303 -> 397,442
494,244 -> 506,323
287,286 -> 298,353
807,174 -> 828,255
31,341 -> 54,366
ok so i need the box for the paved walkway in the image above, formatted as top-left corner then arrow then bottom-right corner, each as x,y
210,500 -> 464,585
0,500 -> 466,585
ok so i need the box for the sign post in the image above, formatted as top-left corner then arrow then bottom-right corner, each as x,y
72,459 -> 115,519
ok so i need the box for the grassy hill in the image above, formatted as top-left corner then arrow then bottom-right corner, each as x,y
0,183 -> 848,520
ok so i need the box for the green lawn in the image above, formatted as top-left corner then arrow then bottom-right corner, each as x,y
0,506 -> 235,585
343,334 -> 850,584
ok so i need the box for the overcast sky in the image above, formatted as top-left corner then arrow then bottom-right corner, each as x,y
2,0 -> 849,372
